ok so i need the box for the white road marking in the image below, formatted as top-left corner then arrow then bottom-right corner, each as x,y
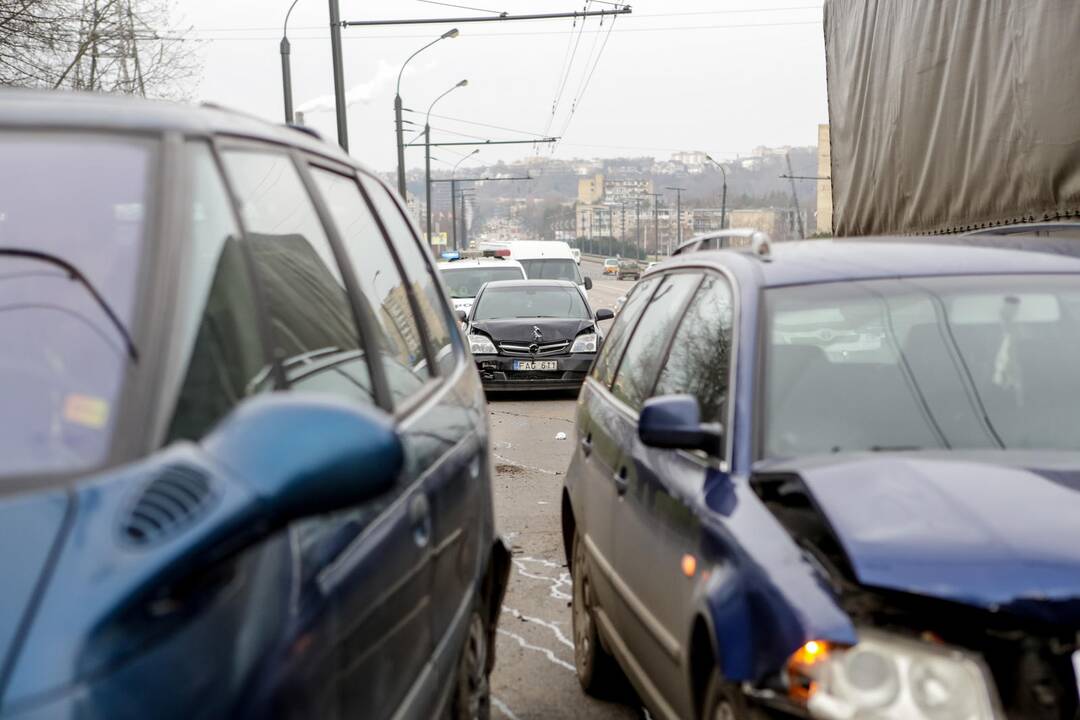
513,557 -> 572,601
503,605 -> 575,649
492,696 -> 521,720
498,628 -> 576,672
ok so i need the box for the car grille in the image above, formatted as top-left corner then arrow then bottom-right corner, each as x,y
498,341 -> 570,357
507,370 -> 566,380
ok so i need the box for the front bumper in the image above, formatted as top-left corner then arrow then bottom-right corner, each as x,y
475,353 -> 595,391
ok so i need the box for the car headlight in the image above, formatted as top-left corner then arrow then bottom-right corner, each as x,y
570,332 -> 598,353
788,629 -> 1002,720
468,334 -> 497,355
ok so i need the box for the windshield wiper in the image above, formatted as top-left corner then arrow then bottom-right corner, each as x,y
0,248 -> 138,362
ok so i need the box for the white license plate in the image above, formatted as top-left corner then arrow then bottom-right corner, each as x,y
513,360 -> 558,371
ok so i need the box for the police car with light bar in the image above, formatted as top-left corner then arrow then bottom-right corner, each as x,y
437,248 -> 527,317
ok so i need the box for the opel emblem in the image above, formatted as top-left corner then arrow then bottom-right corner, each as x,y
528,343 -> 540,355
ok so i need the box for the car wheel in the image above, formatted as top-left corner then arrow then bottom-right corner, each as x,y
449,607 -> 491,720
702,668 -> 750,720
572,528 -> 619,695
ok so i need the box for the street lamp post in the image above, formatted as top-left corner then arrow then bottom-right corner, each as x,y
426,79 -> 468,248
704,154 -> 728,229
280,0 -> 302,123
450,149 -> 479,250
666,186 -> 686,253
395,28 -> 459,198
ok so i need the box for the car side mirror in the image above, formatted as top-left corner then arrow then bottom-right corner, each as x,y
638,394 -> 723,456
203,394 -> 402,524
584,276 -> 594,290
456,309 -> 467,323
595,308 -> 615,321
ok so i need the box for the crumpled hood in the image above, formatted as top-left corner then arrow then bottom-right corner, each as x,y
0,490 -> 71,696
771,452 -> 1080,623
470,318 -> 594,345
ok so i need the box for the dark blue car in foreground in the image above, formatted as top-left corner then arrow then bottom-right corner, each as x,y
563,239 -> 1080,720
0,91 -> 508,719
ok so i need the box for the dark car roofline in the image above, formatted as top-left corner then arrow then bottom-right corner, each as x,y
0,88 -> 367,174
664,238 -> 1080,288
481,279 -> 578,289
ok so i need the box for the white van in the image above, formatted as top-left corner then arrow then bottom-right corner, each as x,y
478,240 -> 592,298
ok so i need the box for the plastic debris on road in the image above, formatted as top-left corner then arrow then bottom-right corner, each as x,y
555,432 -> 567,440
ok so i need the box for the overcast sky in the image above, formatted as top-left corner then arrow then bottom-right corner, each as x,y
178,0 -> 827,173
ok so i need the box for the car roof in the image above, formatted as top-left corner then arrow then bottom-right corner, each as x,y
0,88 -> 367,172
438,258 -> 524,269
481,279 -> 578,290
660,239 -> 1080,288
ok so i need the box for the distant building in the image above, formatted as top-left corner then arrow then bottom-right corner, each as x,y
817,124 -> 833,235
604,177 -> 654,205
577,174 -> 604,204
727,207 -> 807,241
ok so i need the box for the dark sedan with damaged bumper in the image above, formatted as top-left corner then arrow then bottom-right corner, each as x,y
562,240 -> 1080,720
463,280 -> 613,391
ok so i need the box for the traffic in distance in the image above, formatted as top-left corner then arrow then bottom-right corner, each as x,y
3,0 -> 1080,718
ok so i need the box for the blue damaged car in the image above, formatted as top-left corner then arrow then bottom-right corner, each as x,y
0,91 -> 508,719
562,239 -> 1080,720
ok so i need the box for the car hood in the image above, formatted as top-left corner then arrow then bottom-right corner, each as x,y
0,489 -> 71,693
764,451 -> 1080,623
470,318 -> 595,345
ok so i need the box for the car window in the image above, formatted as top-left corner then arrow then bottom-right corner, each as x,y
167,144 -> 267,442
222,149 -> 374,405
0,133 -> 151,477
440,266 -> 525,298
310,167 -> 430,405
474,284 -> 590,320
654,274 -> 735,424
610,274 -> 703,411
518,258 -> 583,284
359,175 -> 457,375
763,274 -> 1080,457
591,276 -> 661,386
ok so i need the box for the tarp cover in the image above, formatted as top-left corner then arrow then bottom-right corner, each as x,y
823,0 -> 1080,236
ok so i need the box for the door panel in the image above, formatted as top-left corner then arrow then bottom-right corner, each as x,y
615,272 -> 737,715
602,272 -> 703,712
223,149 -> 434,719
577,277 -> 662,612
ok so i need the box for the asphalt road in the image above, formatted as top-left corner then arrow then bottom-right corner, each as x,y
487,260 -> 644,720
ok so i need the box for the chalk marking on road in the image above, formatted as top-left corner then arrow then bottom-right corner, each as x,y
503,605 -> 575,649
493,452 -> 560,477
492,696 -> 521,720
498,628 -> 575,672
512,558 -> 572,601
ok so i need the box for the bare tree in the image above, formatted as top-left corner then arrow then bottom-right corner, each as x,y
0,0 -> 200,98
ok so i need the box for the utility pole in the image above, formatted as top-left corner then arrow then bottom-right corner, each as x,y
645,191 -> 662,258
450,178 -> 458,249
327,0 -> 348,151
665,186 -> 686,254
785,152 -> 806,238
620,203 -> 627,256
634,197 -> 643,260
704,154 -> 728,230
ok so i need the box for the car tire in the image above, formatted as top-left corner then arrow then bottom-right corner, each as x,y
702,668 -> 750,720
572,528 -> 620,696
448,606 -> 491,720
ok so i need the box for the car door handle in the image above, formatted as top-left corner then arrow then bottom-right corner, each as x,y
409,493 -> 432,548
613,467 -> 628,496
580,433 -> 593,458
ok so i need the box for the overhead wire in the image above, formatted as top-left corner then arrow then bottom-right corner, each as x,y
553,7 -> 619,151
540,1 -> 592,152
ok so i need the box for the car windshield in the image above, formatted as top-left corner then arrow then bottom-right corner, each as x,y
440,265 -> 524,298
763,275 -> 1080,458
0,134 -> 151,478
518,258 -> 583,284
474,285 -> 590,320
604,259 -> 618,266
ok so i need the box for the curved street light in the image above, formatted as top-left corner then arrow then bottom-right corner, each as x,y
280,0 -> 303,123
450,149 -> 480,250
395,28 -> 460,197
704,153 -> 728,230
425,79 -> 469,247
